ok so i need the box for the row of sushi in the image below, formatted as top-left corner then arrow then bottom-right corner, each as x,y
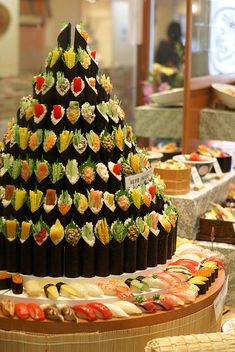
0,210 -> 177,277
17,96 -> 125,133
0,152 -> 148,192
3,123 -> 136,163
32,72 -> 112,106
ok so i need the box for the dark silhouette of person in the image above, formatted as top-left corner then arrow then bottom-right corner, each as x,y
155,21 -> 184,68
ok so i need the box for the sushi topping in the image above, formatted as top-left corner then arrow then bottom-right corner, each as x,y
96,163 -> 109,182
43,304 -> 64,321
148,184 -> 157,200
74,192 -> 89,214
63,47 -> 78,69
44,189 -> 57,213
50,162 -> 65,184
59,305 -> 79,323
144,211 -> 159,235
125,219 -> 139,241
28,189 -> 43,213
107,99 -> 119,123
129,153 -> 141,174
42,71 -> 55,94
19,95 -> 37,120
87,188 -> 103,214
29,129 -> 43,151
108,161 -> 122,181
8,159 -> 22,180
35,160 -> 49,182
12,274 -> 23,294
136,217 -> 149,240
97,102 -> 109,121
65,159 -> 79,184
51,104 -> 65,124
131,188 -> 142,209
4,184 -> 15,201
47,47 -> 62,68
12,188 -> 27,211
104,191 -> 115,212
73,129 -> 87,154
113,163 -> 121,175
19,127 -> 30,150
80,159 -> 96,184
66,101 -> 80,124
27,303 -> 45,320
142,191 -> 152,208
100,130 -> 114,152
86,130 -> 100,152
15,303 -> 29,320
95,218 -> 111,245
115,189 -> 131,211
43,130 -> 57,152
121,158 -> 134,176
85,76 -> 97,93
90,50 -> 96,60
159,213 -> 171,233
58,130 -> 74,153
1,299 -> 15,317
20,221 -> 32,242
33,219 -> 49,246
81,102 -> 95,124
72,304 -> 97,321
87,302 -> 112,320
82,222 -> 95,247
65,221 -> 81,246
114,125 -> 124,151
97,281 -> 133,299
71,77 -> 84,94
77,47 -> 91,69
44,284 -> 60,300
111,220 -> 127,243
50,219 -> 64,245
34,75 -> 45,92
56,72 -> 70,96
58,190 -> 72,215
98,74 -> 113,94
77,23 -> 89,41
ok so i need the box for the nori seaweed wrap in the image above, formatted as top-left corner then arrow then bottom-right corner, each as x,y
62,47 -> 79,81
108,161 -> 122,193
65,221 -> 81,277
45,47 -> 63,77
34,160 -> 51,193
112,125 -> 124,162
96,74 -> 112,103
110,220 -> 127,275
11,187 -> 27,221
74,23 -> 88,50
28,129 -> 43,159
18,95 -> 37,127
95,102 -> 109,135
73,192 -> 89,227
81,222 -> 95,277
43,189 -> 58,226
79,158 -> 96,192
19,220 -> 33,274
95,218 -> 111,277
4,219 -> 19,273
80,102 -> 96,133
57,130 -> 74,164
50,104 -> 66,135
32,218 -> 49,277
65,159 -> 80,194
124,218 -> 139,273
136,217 -> 149,270
130,188 -> 142,219
103,191 -> 116,225
100,129 -> 114,164
87,188 -> 103,224
18,127 -> 30,159
26,189 -> 44,223
145,211 -> 159,267
95,163 -> 109,191
40,71 -> 55,107
0,217 -> 6,270
50,162 -> 65,193
43,130 -> 57,164
55,71 -> 70,105
84,77 -> 97,105
157,214 -> 171,264
0,153 -> 13,185
33,102 -> 48,131
48,219 -> 64,277
86,130 -> 100,162
57,190 -> 73,227
8,158 -> 22,187
2,185 -> 15,218
77,47 -> 91,77
20,159 -> 35,190
115,189 -> 131,222
57,22 -> 71,50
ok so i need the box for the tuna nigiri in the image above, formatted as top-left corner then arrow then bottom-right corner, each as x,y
27,303 -> 45,320
134,297 -> 158,313
72,304 -> 97,321
87,302 -> 112,320
104,303 -> 129,318
151,297 -> 173,311
114,301 -> 142,315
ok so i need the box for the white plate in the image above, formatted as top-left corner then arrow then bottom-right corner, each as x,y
221,318 -> 235,333
147,151 -> 163,161
173,154 -> 215,165
212,83 -> 235,109
150,88 -> 184,106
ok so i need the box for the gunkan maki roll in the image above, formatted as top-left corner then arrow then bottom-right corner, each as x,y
45,47 -> 63,76
80,102 -> 96,133
26,189 -> 44,223
100,129 -> 114,164
43,130 -> 57,163
87,188 -> 103,224
70,77 -> 85,105
57,130 -> 74,164
4,219 -> 19,273
50,105 -> 65,134
157,214 -> 171,264
95,103 -> 109,134
74,23 -> 88,50
86,130 -> 100,162
28,129 -> 43,159
50,162 -> 65,193
20,159 -> 35,190
11,187 -> 27,221
103,191 -> 116,225
33,102 -> 48,131
72,129 -> 88,164
8,159 -> 22,187
84,77 -> 97,105
108,161 -> 122,193
66,101 -> 81,130
62,47 -> 79,80
65,159 -> 80,194
2,185 -> 15,218
18,127 -> 30,159
144,211 -> 159,267
115,189 -> 131,222
55,71 -> 70,105
57,190 -> 73,227
34,160 -> 50,192
96,163 -> 109,191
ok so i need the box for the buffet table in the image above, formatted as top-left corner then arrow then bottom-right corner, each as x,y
200,108 -> 235,141
170,170 -> 235,239
134,105 -> 183,138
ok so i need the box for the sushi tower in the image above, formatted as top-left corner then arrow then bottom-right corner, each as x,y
0,23 -> 178,278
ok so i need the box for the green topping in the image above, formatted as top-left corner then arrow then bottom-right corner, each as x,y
115,189 -> 131,211
8,159 -> 22,180
152,274 -> 158,279
1,153 -> 13,170
136,295 -> 145,303
111,220 -> 127,243
69,101 -> 79,109
97,102 -> 108,116
50,162 -> 65,184
56,71 -> 66,85
82,223 -> 95,247
59,190 -> 70,205
152,294 -> 161,300
136,217 -> 149,240
65,221 -> 81,246
33,217 -> 49,245
125,219 -> 139,241
44,71 -> 54,88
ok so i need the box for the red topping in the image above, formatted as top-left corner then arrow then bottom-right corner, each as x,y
27,303 -> 45,320
15,303 -> 29,320
34,103 -> 44,118
219,152 -> 227,158
73,77 -> 82,93
113,163 -> 121,175
35,76 -> 45,91
34,228 -> 47,245
189,152 -> 202,162
91,51 -> 96,60
53,105 -> 62,119
148,185 -> 156,199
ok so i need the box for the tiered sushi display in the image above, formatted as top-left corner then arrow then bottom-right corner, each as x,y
0,23 -> 179,278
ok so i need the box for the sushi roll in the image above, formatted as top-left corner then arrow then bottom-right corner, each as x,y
84,76 -> 97,105
157,214 -> 171,264
86,130 -> 100,162
95,103 -> 109,135
20,159 -> 35,190
57,130 -> 74,164
96,74 -> 112,103
144,211 -> 159,267
11,274 -> 23,294
194,267 -> 215,285
33,102 -> 48,130
79,158 -> 96,191
65,221 -> 81,278
201,261 -> 219,278
130,188 -> 143,218
43,189 -> 58,226
50,162 -> 65,193
4,219 -> 19,273
110,220 -> 127,275
141,190 -> 152,217
65,159 -> 80,194
57,190 -> 73,226
28,129 -> 43,159
34,160 -> 50,192
24,279 -> 42,297
108,161 -> 122,193
188,277 -> 208,295
62,47 -> 79,80
18,95 -> 37,127
41,71 -> 55,106
57,22 -> 71,50
81,222 -> 95,277
80,102 -> 96,132
128,152 -> 142,175
8,124 -> 20,157
2,185 -> 15,218
55,71 -> 70,105
95,219 -> 111,277
88,49 -> 99,77
87,188 -> 103,223
120,157 -> 134,180
0,272 -> 12,290
66,101 -> 81,130
124,218 -> 139,273
77,47 -> 91,77
50,104 -> 65,134
96,163 -> 109,192
123,125 -> 134,158
43,130 -> 57,163
135,217 -> 149,270
33,74 -> 45,99
73,192 -> 89,227
72,129 -> 88,164
103,191 -> 115,225
45,47 -> 63,76
32,218 -> 49,277
112,125 -> 124,162
74,23 -> 88,50
26,189 -> 44,223
11,188 -> 27,221
18,127 -> 30,159
44,284 -> 59,300
48,220 -> 64,277
115,189 -> 131,222
19,220 -> 33,274
70,77 -> 85,105
8,159 -> 22,187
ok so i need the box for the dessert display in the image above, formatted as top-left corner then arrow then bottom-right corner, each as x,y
0,22 -> 178,279
173,154 -> 215,177
197,145 -> 232,173
154,160 -> 191,195
198,202 -> 235,244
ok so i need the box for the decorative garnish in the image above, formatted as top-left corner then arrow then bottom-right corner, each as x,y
136,295 -> 145,303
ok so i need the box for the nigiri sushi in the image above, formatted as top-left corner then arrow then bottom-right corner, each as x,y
148,276 -> 170,290
56,282 -> 78,298
162,294 -> 185,307
166,272 -> 187,283
57,304 -> 79,323
135,276 -> 151,291
98,280 -> 133,299
72,304 -> 97,321
44,284 -> 59,300
175,253 -> 201,263
125,278 -> 144,293
84,283 -> 104,297
114,301 -> 142,315
41,304 -> 64,322
156,272 -> 178,286
24,279 -> 42,297
69,282 -> 88,298
104,303 -> 129,318
134,296 -> 157,313
151,297 -> 173,311
171,292 -> 196,303
87,302 -> 112,320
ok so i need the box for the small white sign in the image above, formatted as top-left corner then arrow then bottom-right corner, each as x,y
191,166 -> 204,189
213,275 -> 229,321
125,168 -> 152,189
213,160 -> 223,178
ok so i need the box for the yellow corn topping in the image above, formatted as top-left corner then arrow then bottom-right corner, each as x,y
58,131 -> 74,153
19,127 -> 30,150
63,48 -> 76,69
